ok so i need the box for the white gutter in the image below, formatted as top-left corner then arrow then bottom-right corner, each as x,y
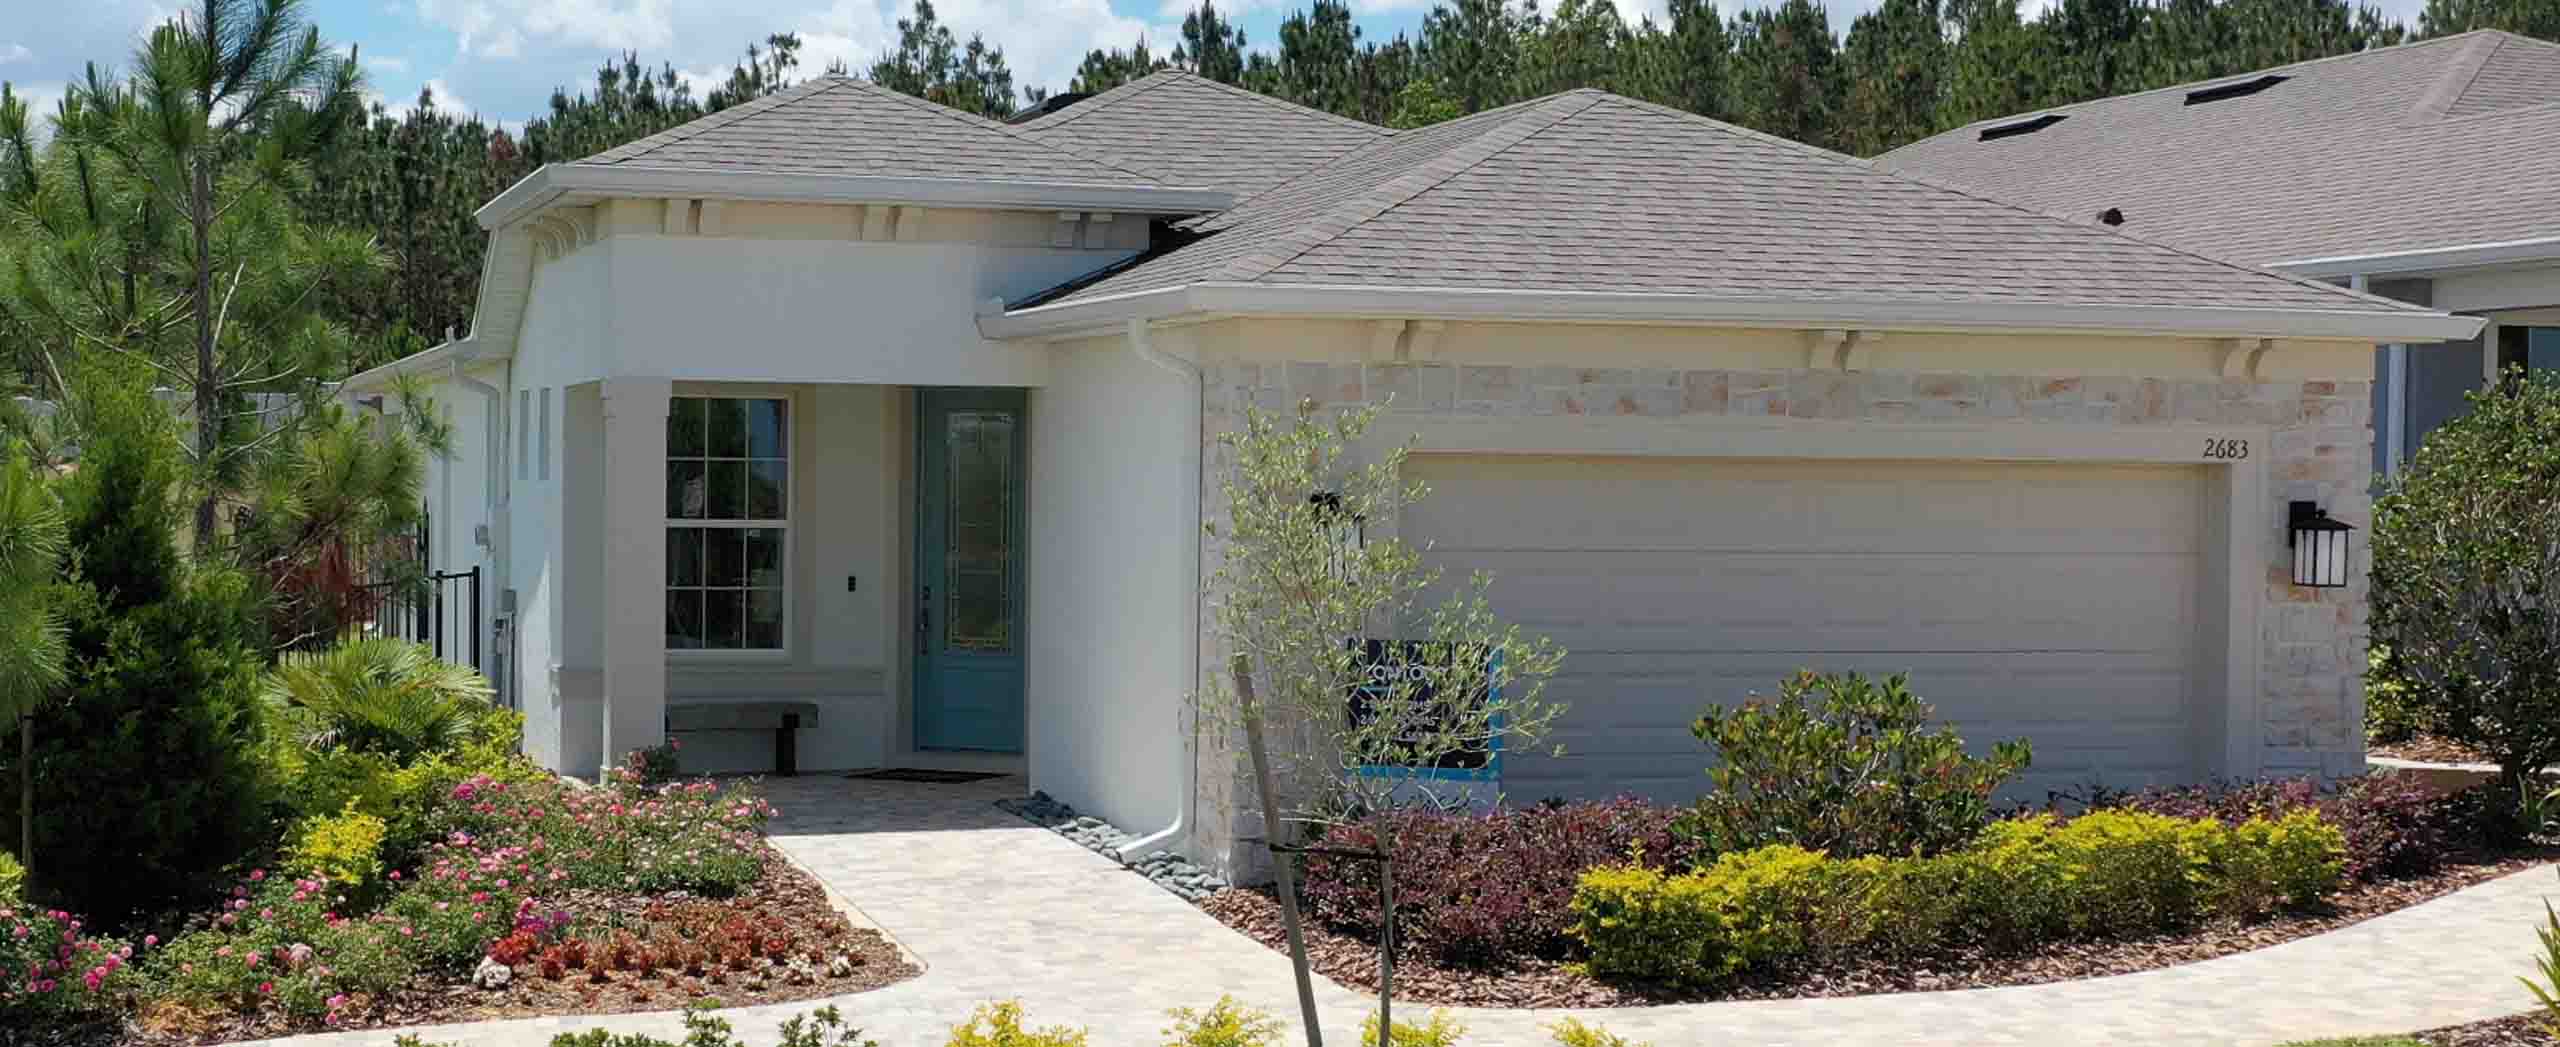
446,350 -> 510,707
343,339 -> 471,395
1116,317 -> 1203,861
977,282 -> 2486,345
2275,236 -> 2560,280
478,163 -> 1236,231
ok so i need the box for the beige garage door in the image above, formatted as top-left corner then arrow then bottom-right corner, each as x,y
1402,455 -> 2208,805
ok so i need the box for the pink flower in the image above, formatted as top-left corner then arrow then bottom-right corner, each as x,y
249,869 -> 265,882
389,871 -> 401,881
81,970 -> 101,991
215,946 -> 233,958
258,981 -> 273,995
244,953 -> 260,969
142,935 -> 157,948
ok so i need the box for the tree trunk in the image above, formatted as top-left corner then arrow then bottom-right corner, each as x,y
17,714 -> 28,876
191,156 -> 218,549
1234,653 -> 1324,1047
1378,851 -> 1394,1042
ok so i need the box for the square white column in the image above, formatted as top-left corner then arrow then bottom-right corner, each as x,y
599,376 -> 672,777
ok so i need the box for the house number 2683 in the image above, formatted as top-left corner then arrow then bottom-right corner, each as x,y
2203,438 -> 2250,460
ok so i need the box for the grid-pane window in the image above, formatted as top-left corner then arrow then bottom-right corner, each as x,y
666,396 -> 787,651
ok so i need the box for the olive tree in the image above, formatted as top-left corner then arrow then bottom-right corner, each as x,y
2372,370 -> 2560,806
1198,398 -> 1564,1044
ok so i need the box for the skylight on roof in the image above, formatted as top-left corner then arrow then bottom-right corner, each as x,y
2185,74 -> 2289,105
1978,113 -> 2066,141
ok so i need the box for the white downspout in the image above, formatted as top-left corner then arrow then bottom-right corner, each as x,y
450,353 -> 510,703
1118,316 -> 1204,860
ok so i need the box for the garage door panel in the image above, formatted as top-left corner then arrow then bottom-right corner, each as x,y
1405,454 -> 2208,805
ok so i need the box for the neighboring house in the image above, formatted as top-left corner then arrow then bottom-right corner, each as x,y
345,70 -> 2475,876
1879,29 -> 2560,480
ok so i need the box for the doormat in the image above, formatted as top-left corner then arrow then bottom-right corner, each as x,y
846,768 -> 1009,784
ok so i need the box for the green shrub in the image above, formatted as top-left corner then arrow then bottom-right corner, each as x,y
289,802 -> 388,889
2204,811 -> 2348,918
2364,645 -> 2429,745
260,638 -> 494,763
2049,810 -> 2216,935
545,1005 -> 878,1047
1162,997 -> 1284,1047
1680,670 -> 2030,859
2373,370 -> 2560,800
1548,1018 -> 1648,1047
0,850 -> 23,907
945,1000 -> 1088,1046
1363,1010 -> 1466,1047
1570,844 -> 1831,986
2525,892 -> 2560,1038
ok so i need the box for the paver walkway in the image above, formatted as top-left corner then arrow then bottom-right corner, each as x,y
248,775 -> 2559,1047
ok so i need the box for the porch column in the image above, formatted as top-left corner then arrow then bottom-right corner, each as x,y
598,376 -> 672,777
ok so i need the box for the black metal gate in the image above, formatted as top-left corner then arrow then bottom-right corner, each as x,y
365,566 -> 484,672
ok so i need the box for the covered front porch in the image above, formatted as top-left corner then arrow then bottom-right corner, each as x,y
525,379 -> 1035,780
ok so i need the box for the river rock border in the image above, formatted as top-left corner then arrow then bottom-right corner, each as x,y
997,792 -> 1231,902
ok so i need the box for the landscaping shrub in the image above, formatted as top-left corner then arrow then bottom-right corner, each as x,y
1569,844 -> 1832,986
1299,798 -> 1697,965
259,638 -> 494,763
945,1000 -> 1089,1046
1161,996 -> 1283,1047
4,378 -> 273,924
1572,810 -> 2348,987
0,902 -> 138,1017
1548,1018 -> 1649,1047
2094,774 -> 2467,881
544,1005 -> 880,1047
2526,891 -> 2560,1038
2365,645 -> 2430,746
289,802 -> 389,890
2372,370 -> 2560,801
0,851 -> 23,907
1363,1010 -> 1466,1047
1679,670 -> 2030,859
613,740 -> 683,791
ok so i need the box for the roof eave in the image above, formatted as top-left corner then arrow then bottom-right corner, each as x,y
977,282 -> 2485,344
342,337 -> 479,395
477,163 -> 1234,231
2273,236 -> 2560,279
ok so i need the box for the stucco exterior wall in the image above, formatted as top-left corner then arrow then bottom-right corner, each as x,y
1023,335 -> 1200,838
1174,319 -> 2378,878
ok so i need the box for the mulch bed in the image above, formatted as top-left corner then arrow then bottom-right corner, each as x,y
2402,1014 -> 2560,1046
2374,735 -> 2499,765
1201,852 -> 2558,1009
93,844 -> 920,1047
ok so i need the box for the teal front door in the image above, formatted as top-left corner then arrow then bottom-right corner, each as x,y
913,389 -> 1027,753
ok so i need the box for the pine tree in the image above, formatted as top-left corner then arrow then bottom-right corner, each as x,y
1421,0 -> 1526,113
2421,0 -> 2560,38
1943,0 -> 2055,128
1729,0 -> 1848,149
1661,0 -> 1736,118
1176,1 -> 1250,84
1841,0 -> 1950,155
869,0 -> 1020,118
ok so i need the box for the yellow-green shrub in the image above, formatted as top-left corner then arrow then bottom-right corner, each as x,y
0,850 -> 23,906
1161,997 -> 1283,1047
1571,844 -> 1830,985
291,801 -> 389,887
945,1001 -> 1088,1047
1363,1010 -> 1466,1047
1548,1017 -> 1648,1047
2048,810 -> 2216,935
2203,810 -> 2347,918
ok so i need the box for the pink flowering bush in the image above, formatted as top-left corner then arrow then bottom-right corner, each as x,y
0,902 -> 140,1017
145,872 -> 417,1019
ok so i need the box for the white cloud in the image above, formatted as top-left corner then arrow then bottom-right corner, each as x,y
0,43 -> 32,65
373,77 -> 477,119
415,0 -> 676,59
366,54 -> 412,74
5,81 -> 68,144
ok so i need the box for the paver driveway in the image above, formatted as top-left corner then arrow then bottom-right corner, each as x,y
249,774 -> 2559,1047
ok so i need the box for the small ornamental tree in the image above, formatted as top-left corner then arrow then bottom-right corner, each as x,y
0,440 -> 67,875
1199,399 -> 1565,1044
2372,370 -> 2560,806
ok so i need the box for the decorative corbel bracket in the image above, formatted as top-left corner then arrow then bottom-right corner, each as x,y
2216,338 -> 2274,380
1805,329 -> 1880,371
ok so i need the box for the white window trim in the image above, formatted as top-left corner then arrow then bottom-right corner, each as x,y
664,391 -> 795,660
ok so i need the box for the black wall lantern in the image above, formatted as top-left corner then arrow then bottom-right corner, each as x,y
2288,500 -> 2354,589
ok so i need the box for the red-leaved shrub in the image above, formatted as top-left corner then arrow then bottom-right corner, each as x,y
1299,799 -> 1699,966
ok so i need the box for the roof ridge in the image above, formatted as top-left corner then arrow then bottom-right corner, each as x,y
834,78 -> 1171,185
1924,32 -> 2483,137
1016,71 -> 1182,133
581,77 -> 847,165
1167,70 -> 1391,136
1209,93 -> 1604,285
1181,91 -> 1575,228
2412,30 -> 2505,121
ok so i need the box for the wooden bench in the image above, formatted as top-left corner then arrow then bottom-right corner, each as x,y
665,700 -> 821,776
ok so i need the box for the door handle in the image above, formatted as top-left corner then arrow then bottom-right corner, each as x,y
916,586 -> 932,656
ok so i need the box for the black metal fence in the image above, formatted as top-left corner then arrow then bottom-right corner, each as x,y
361,566 -> 484,672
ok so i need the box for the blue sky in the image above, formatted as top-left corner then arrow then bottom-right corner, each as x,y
4,0 -> 2433,134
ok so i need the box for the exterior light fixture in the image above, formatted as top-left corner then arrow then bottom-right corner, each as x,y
2288,500 -> 2354,589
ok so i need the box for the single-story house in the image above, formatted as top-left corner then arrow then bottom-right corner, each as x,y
1879,28 -> 2560,481
345,70 -> 2479,875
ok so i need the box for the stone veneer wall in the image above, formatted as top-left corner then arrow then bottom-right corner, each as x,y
1188,358 -> 2375,879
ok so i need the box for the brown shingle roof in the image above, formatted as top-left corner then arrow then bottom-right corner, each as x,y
579,76 -> 1170,187
1042,90 -> 2416,316
1014,71 -> 1386,197
1876,31 -> 2560,265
